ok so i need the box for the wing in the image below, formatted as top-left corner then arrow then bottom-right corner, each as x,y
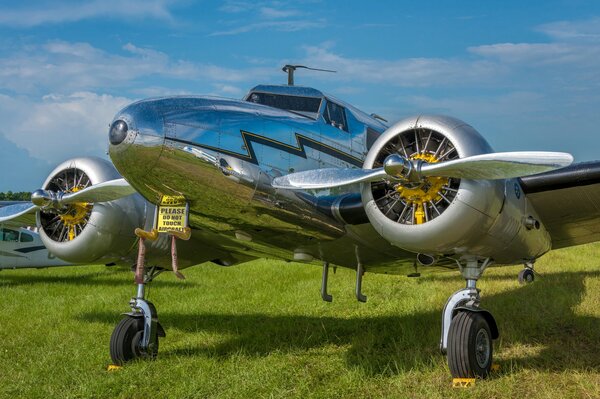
521,161 -> 600,249
0,202 -> 38,227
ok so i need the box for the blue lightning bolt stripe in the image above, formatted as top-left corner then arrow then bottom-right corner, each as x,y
168,130 -> 363,167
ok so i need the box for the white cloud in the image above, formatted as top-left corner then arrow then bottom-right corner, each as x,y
300,45 -> 502,87
0,0 -> 174,27
211,0 -> 323,36
209,19 -> 325,36
0,92 -> 131,164
259,7 -> 301,19
468,42 -> 600,67
218,1 -> 254,13
0,40 -> 272,96
537,17 -> 600,41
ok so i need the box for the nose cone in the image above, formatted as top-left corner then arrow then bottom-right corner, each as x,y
108,100 -> 166,200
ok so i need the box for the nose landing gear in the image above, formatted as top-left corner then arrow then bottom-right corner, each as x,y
109,228 -> 185,365
109,263 -> 166,365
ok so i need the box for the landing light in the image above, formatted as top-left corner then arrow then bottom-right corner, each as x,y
109,120 -> 129,145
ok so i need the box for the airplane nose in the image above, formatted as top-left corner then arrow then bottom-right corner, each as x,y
108,100 -> 166,200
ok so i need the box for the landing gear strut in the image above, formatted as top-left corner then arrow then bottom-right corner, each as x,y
440,258 -> 499,378
109,228 -> 191,365
110,229 -> 165,365
110,264 -> 166,365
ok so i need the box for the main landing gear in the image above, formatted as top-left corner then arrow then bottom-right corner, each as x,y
109,228 -> 190,365
518,261 -> 535,284
440,258 -> 499,378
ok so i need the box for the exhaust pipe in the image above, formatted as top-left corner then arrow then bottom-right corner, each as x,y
417,253 -> 437,266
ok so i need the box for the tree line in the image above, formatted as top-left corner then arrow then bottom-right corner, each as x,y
0,191 -> 32,201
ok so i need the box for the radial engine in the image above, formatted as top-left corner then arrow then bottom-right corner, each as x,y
361,115 -> 551,263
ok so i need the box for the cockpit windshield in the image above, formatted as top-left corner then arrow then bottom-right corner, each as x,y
246,92 -> 322,115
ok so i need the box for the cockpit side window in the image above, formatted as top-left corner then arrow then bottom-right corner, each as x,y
324,101 -> 348,132
247,92 -> 321,114
0,228 -> 19,242
20,232 -> 34,242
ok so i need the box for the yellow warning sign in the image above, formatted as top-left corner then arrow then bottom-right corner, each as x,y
160,195 -> 186,206
156,195 -> 188,233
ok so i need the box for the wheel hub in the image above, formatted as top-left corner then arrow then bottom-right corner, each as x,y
475,328 -> 491,368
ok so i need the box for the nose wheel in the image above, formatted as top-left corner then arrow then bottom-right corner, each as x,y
110,316 -> 153,364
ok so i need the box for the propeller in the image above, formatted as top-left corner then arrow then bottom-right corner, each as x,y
272,151 -> 574,190
31,178 -> 135,209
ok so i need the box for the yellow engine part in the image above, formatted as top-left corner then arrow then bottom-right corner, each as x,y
394,152 -> 450,224
58,186 -> 91,241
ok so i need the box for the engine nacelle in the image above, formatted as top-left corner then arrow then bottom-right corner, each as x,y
361,115 -> 551,262
36,157 -> 153,264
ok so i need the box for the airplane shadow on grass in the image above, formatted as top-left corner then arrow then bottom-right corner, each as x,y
79,270 -> 600,377
0,269 -> 199,289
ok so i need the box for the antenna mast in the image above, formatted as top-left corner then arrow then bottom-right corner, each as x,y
282,64 -> 336,86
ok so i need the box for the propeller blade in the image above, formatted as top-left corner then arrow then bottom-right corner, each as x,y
272,168 -> 387,190
421,151 -> 574,179
272,151 -> 573,191
31,178 -> 136,208
61,178 -> 136,204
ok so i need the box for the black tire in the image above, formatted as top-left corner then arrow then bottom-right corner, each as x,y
110,316 -> 158,365
518,268 -> 535,284
447,311 -> 493,378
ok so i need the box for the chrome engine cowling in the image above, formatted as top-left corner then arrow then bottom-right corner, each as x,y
361,115 -> 550,260
36,157 -> 152,264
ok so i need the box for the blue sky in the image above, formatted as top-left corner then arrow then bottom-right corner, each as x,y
1,0 -> 600,191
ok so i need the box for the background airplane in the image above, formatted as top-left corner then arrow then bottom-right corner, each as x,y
0,224 -> 72,270
0,67 -> 595,381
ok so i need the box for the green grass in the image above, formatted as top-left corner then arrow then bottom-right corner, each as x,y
2,244 -> 600,398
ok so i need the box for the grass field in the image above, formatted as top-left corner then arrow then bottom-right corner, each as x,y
2,244 -> 600,398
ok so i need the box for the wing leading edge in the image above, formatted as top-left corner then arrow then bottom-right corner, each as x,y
0,202 -> 38,227
521,161 -> 600,249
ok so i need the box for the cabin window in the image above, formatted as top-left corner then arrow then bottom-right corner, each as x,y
323,101 -> 348,132
20,232 -> 34,242
0,228 -> 19,242
247,92 -> 321,114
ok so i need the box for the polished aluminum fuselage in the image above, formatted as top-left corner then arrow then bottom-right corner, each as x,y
108,86 -> 550,273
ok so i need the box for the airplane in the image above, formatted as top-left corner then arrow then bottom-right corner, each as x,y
0,65 -> 596,380
0,223 -> 73,270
